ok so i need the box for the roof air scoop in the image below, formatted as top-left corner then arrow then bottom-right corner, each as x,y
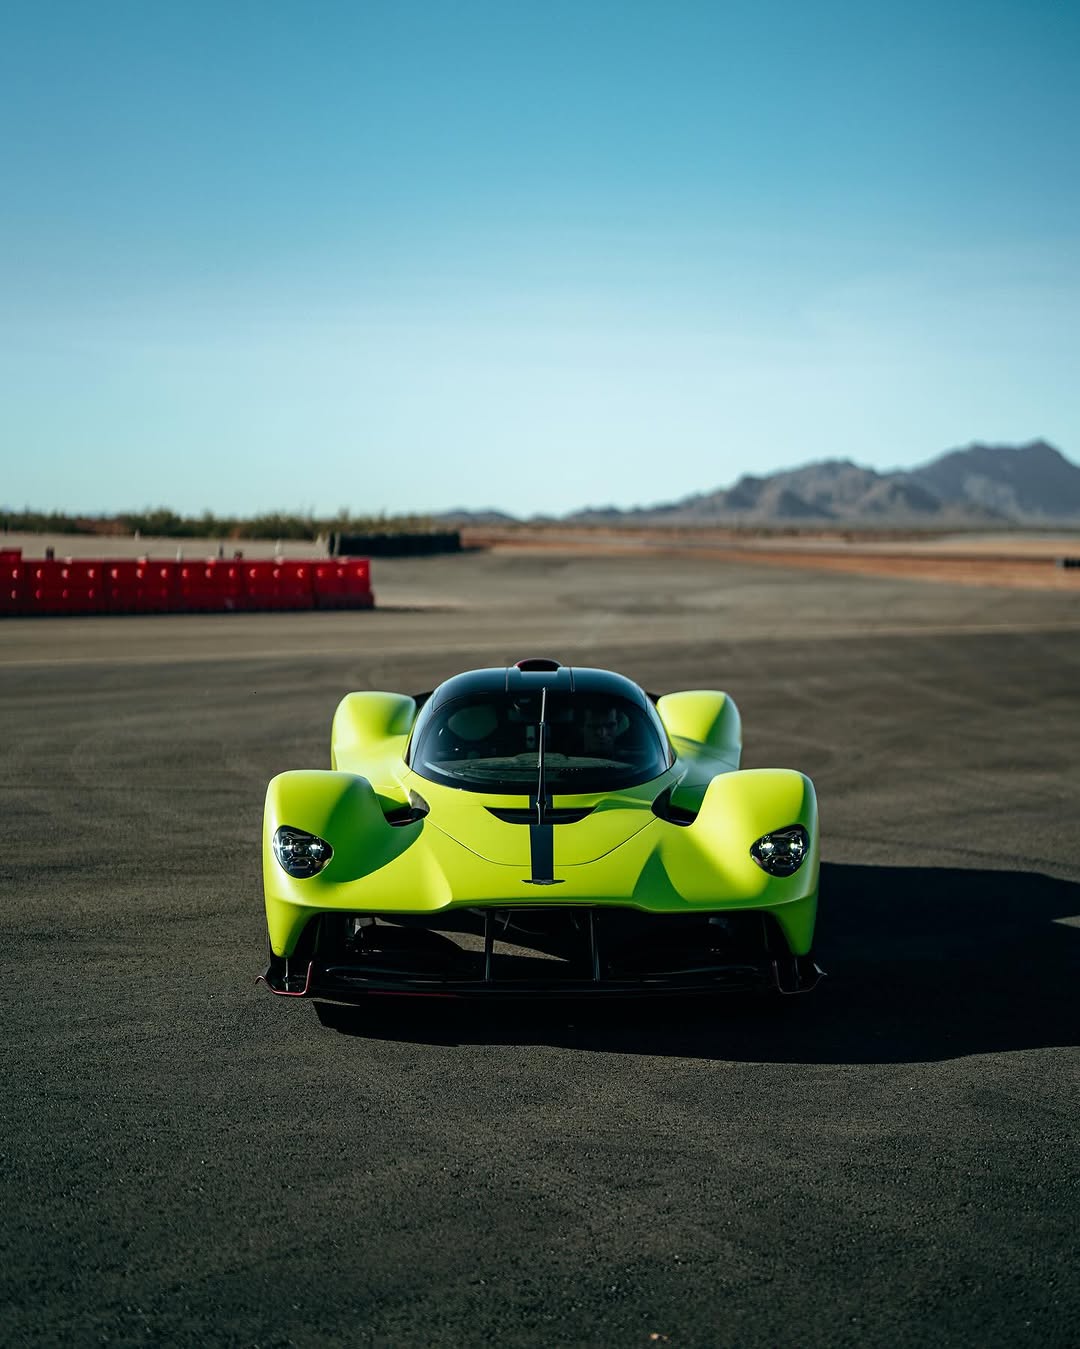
514,658 -> 562,672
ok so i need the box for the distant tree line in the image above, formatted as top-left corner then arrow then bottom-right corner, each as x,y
0,508 -> 437,540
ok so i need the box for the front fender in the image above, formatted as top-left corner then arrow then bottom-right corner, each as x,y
330,690 -> 416,783
262,770 -> 422,955
657,689 -> 742,760
696,767 -> 817,849
656,768 -> 820,954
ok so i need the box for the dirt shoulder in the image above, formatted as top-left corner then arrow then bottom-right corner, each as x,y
462,526 -> 1080,591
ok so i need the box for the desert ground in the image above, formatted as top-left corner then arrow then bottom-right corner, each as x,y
2,547 -> 1079,1346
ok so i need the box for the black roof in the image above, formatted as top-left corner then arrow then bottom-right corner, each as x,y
426,662 -> 650,710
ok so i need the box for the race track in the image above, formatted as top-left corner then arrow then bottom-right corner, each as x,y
3,549 -> 1079,1347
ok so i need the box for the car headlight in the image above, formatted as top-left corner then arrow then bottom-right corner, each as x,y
750,825 -> 809,876
273,826 -> 333,878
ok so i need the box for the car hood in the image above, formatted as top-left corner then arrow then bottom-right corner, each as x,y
404,775 -> 665,866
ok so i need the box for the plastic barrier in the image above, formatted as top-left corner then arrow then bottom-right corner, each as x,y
134,562 -> 179,613
178,561 -> 230,612
105,561 -> 139,613
313,560 -> 373,609
17,560 -> 108,615
273,561 -> 316,611
312,561 -> 347,609
1,558 -> 27,615
67,561 -> 106,614
241,561 -> 324,611
24,562 -> 56,614
312,560 -> 374,609
242,561 -> 276,611
339,559 -> 375,609
3,555 -> 372,616
206,561 -> 244,611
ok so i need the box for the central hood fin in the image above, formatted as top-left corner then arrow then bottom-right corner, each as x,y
525,684 -> 563,885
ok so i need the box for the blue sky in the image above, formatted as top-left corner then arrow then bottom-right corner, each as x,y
2,0 -> 1077,517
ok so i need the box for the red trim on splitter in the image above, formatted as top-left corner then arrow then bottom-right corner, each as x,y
255,961 -> 314,997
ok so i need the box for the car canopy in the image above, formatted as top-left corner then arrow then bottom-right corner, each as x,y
407,661 -> 672,795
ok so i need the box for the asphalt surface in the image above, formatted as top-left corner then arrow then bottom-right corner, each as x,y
3,550 -> 1079,1348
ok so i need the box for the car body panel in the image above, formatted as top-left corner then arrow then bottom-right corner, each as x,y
260,669 -> 821,995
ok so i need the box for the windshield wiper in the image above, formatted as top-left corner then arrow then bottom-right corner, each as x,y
534,685 -> 549,826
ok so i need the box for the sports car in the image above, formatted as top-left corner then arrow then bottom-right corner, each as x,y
259,659 -> 822,999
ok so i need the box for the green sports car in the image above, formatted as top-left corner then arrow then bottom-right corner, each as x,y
259,658 -> 822,999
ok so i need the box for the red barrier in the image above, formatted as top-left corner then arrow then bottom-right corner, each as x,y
242,561 -> 276,611
313,561 -> 347,609
312,560 -> 374,609
25,561 -> 106,614
65,561 -> 107,614
178,561 -> 229,612
26,562 -> 59,614
134,561 -> 179,613
3,555 -> 372,616
273,561 -> 316,610
216,562 -> 247,611
339,559 -> 375,609
1,559 -> 27,615
105,561 -> 139,613
238,561 -> 319,610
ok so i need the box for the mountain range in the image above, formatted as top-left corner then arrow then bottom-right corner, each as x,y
446,441 -> 1080,526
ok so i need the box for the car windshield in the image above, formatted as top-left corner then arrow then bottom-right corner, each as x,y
409,691 -> 670,794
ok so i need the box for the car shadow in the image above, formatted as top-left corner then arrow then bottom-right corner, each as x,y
313,863 -> 1080,1063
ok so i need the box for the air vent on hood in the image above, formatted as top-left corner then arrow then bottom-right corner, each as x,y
486,806 -> 594,825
